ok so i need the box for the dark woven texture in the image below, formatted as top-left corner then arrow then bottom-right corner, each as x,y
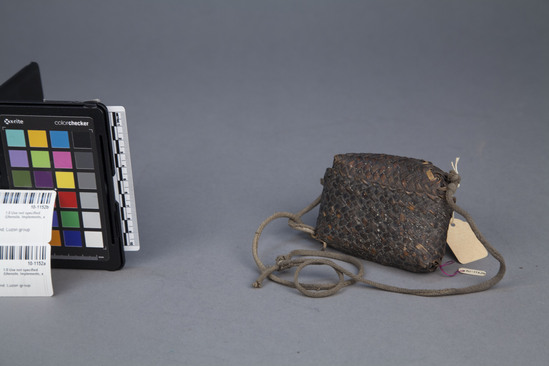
315,153 -> 453,273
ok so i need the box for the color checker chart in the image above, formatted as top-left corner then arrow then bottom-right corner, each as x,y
0,113 -> 121,268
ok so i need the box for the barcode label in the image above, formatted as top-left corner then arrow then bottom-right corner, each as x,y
0,244 -> 53,296
0,190 -> 56,246
1,191 -> 54,205
0,245 -> 48,261
0,189 -> 54,296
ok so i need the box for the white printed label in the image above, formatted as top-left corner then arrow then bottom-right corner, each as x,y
458,268 -> 487,276
0,190 -> 56,297
0,245 -> 53,296
0,190 -> 56,243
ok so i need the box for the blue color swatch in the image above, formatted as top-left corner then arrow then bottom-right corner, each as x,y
50,130 -> 70,148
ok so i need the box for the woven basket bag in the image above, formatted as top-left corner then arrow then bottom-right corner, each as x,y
252,153 -> 506,297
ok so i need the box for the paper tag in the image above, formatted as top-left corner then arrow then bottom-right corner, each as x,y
447,218 -> 488,264
458,268 -> 487,276
0,190 -> 56,297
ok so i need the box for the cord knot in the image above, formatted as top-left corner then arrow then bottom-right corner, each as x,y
276,254 -> 290,263
448,170 -> 461,184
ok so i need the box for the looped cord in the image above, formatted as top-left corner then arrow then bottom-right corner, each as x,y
252,170 -> 506,297
439,260 -> 460,277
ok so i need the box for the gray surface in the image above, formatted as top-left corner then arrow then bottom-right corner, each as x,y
1,1 -> 548,365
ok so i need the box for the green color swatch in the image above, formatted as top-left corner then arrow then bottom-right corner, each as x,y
12,170 -> 32,187
30,150 -> 51,168
60,211 -> 80,228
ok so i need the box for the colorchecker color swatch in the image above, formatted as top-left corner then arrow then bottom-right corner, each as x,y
1,115 -> 110,260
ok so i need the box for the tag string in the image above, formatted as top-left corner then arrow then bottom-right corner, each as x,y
439,261 -> 460,277
451,157 -> 460,175
251,170 -> 506,297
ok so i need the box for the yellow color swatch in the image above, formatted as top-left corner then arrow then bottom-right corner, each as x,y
55,171 -> 75,189
28,130 -> 48,147
50,230 -> 61,246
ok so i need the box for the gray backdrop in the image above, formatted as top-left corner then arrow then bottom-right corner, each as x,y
1,1 -> 548,365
